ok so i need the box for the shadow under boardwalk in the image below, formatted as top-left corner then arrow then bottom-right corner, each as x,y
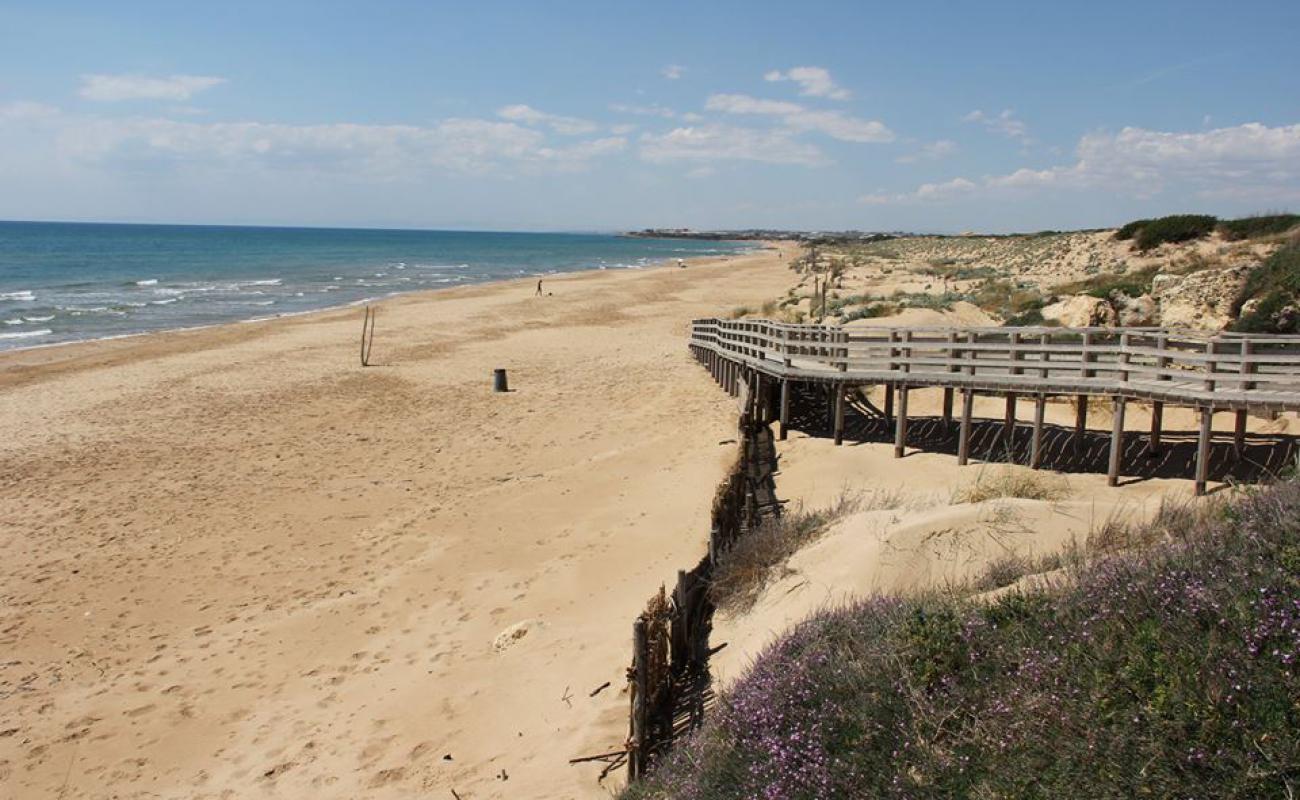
787,382 -> 1300,486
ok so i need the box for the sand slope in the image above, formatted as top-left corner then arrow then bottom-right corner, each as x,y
0,246 -> 793,799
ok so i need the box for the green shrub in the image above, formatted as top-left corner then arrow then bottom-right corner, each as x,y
841,303 -> 897,322
1055,266 -> 1160,299
1218,214 -> 1300,241
1240,244 -> 1300,301
1114,219 -> 1150,240
1003,308 -> 1052,326
1133,214 -> 1218,251
1232,290 -> 1298,334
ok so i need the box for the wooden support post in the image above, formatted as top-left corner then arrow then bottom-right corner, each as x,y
833,383 -> 847,446
1234,409 -> 1247,456
1196,407 -> 1213,496
1004,393 -> 1017,460
1074,394 -> 1088,453
1107,395 -> 1126,487
779,379 -> 791,441
894,384 -> 910,458
942,388 -> 954,424
958,389 -> 974,466
1030,393 -> 1046,469
884,382 -> 894,424
629,617 -> 648,781
1148,401 -> 1164,456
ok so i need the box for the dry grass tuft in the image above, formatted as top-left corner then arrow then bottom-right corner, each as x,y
952,468 -> 1069,504
710,489 -> 904,614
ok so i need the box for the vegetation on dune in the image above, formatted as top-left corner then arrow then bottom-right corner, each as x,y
969,278 -> 1044,321
708,491 -> 869,614
950,467 -> 1068,504
1113,218 -> 1151,241
625,478 -> 1300,800
1132,214 -> 1219,251
1218,214 -> 1300,242
1053,264 -> 1160,299
1231,243 -> 1300,334
1115,213 -> 1298,251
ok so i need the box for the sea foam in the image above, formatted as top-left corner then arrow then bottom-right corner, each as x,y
0,328 -> 52,339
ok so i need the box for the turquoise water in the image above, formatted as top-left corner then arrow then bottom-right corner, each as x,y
0,222 -> 753,351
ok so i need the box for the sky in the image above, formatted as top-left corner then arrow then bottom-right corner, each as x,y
0,0 -> 1298,233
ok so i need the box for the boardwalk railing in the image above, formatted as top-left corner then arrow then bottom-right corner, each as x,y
690,319 -> 1300,494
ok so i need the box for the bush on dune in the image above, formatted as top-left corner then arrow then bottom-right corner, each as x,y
1218,214 -> 1300,241
626,480 -> 1300,800
1132,214 -> 1218,251
1231,244 -> 1300,333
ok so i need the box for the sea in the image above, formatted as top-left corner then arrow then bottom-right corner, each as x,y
0,222 -> 755,352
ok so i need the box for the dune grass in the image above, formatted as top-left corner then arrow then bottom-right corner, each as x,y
951,467 -> 1069,504
709,490 -> 889,615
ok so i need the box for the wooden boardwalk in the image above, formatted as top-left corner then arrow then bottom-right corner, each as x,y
690,319 -> 1300,495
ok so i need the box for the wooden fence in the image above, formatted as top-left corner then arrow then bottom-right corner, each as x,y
626,373 -> 782,780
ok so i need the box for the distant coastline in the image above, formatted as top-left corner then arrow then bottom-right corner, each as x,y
625,227 -> 898,243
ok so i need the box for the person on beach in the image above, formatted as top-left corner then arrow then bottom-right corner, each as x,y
536,279 -> 543,296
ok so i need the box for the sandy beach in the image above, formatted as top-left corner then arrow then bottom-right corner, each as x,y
0,246 -> 796,799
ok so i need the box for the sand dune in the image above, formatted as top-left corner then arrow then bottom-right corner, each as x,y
0,246 -> 794,799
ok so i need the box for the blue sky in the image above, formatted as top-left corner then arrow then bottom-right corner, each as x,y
1,0 -> 1298,232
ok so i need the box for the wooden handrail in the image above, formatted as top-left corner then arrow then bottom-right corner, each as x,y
689,319 -> 1300,412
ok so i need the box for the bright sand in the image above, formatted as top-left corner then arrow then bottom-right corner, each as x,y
0,245 -> 795,799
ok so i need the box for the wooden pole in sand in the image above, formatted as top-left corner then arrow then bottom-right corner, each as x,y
958,388 -> 974,466
1004,393 -> 1017,460
833,383 -> 846,446
883,383 -> 894,424
779,380 -> 791,441
942,331 -> 957,424
1195,407 -> 1214,496
629,617 -> 647,780
359,305 -> 376,366
1074,394 -> 1088,454
1148,401 -> 1164,456
1234,410 -> 1247,456
1030,393 -> 1046,469
1107,395 -> 1126,487
893,384 -> 909,458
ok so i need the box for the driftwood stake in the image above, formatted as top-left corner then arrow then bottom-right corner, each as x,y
360,306 -> 377,366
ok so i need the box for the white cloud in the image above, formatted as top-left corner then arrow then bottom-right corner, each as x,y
763,66 -> 850,100
639,124 -> 825,166
661,64 -> 686,80
705,94 -> 804,116
0,106 -> 625,177
496,104 -> 597,135
860,176 -> 976,205
609,103 -> 678,119
79,74 -> 226,102
963,109 -> 1029,141
987,122 -> 1300,196
705,93 -> 893,143
0,101 -> 59,120
868,121 -> 1300,205
895,139 -> 956,164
